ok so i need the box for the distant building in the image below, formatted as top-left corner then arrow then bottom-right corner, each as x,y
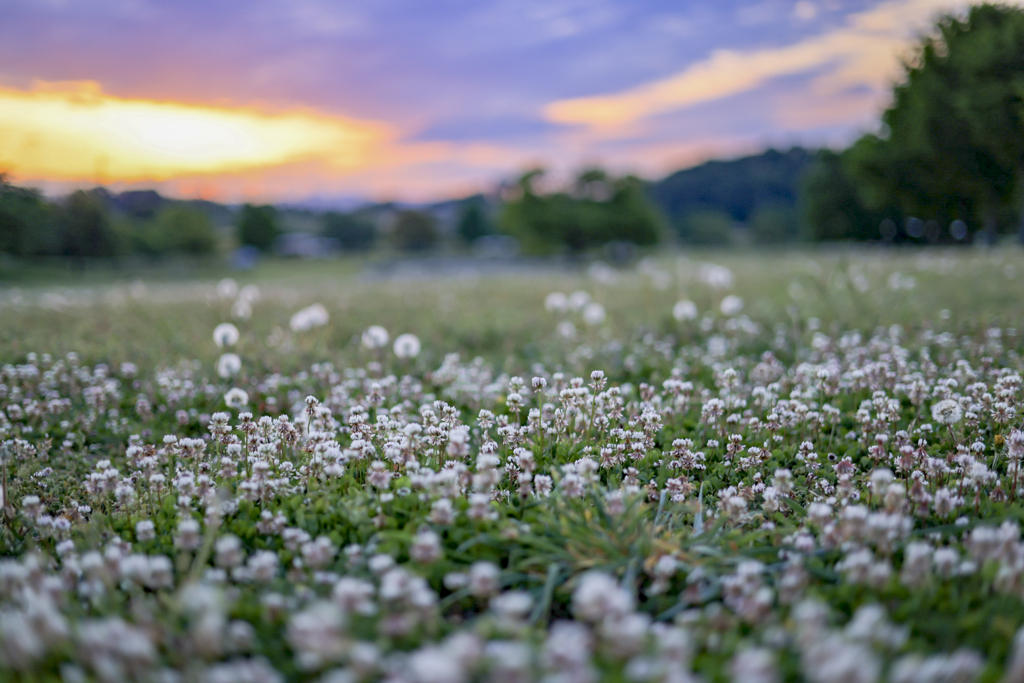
274,232 -> 340,259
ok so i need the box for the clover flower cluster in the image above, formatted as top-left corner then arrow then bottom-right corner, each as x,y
3,272 -> 1024,681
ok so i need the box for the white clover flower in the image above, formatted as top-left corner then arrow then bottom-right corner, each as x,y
224,387 -> 249,408
217,353 -> 242,379
931,398 -> 963,426
135,519 -> 155,542
468,561 -> 500,597
730,647 -> 778,683
700,264 -> 735,289
362,325 -> 390,349
286,601 -> 348,670
720,295 -> 744,316
239,284 -> 261,302
556,320 -> 576,339
213,322 -> 240,348
407,645 -> 465,683
673,299 -> 698,321
582,302 -> 606,326
393,333 -> 421,359
290,304 -> 330,332
410,529 -> 442,564
217,278 -> 238,300
567,290 -> 591,310
544,291 -> 568,313
490,590 -> 533,621
231,299 -> 252,320
573,571 -> 633,622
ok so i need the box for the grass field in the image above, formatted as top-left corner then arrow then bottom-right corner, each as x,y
2,247 -> 1024,682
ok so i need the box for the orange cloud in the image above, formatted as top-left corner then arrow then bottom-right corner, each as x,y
0,80 -> 392,183
543,0 -> 997,132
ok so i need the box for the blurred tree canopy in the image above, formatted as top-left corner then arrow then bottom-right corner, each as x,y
154,205 -> 217,255
0,174 -> 55,256
800,151 -> 897,242
57,190 -> 121,258
392,210 -> 439,251
846,3 -> 1024,240
679,210 -> 733,246
500,168 -> 661,254
238,204 -> 280,252
750,203 -> 799,245
456,197 -> 493,245
323,211 -> 376,251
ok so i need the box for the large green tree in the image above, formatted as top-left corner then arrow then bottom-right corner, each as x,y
0,174 -> 55,256
847,3 -> 1024,240
801,150 -> 895,242
237,204 -> 280,252
57,190 -> 121,258
500,168 -> 661,254
323,211 -> 376,251
156,205 -> 218,255
391,210 -> 438,251
456,198 -> 492,245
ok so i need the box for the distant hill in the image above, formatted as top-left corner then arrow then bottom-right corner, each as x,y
86,187 -> 237,227
648,147 -> 816,229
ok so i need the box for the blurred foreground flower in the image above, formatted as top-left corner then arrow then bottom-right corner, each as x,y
217,353 -> 241,378
393,333 -> 421,359
290,304 -> 329,333
673,300 -> 698,321
224,387 -> 249,408
362,325 -> 389,349
213,323 -> 240,348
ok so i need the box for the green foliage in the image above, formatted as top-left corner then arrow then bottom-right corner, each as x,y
846,3 -> 1024,237
323,211 -> 376,251
500,168 -> 661,254
749,203 -> 799,244
238,204 -> 280,252
0,174 -> 55,256
155,205 -> 218,255
456,199 -> 492,245
56,190 -> 122,258
801,150 -> 892,241
680,209 -> 733,246
392,210 -> 439,251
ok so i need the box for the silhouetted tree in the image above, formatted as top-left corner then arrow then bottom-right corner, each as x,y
846,4 -> 1024,238
0,174 -> 54,256
392,210 -> 438,251
500,168 -> 661,254
157,205 -> 217,255
323,211 -> 376,250
456,200 -> 492,245
57,190 -> 120,258
238,204 -> 279,252
800,150 -> 892,241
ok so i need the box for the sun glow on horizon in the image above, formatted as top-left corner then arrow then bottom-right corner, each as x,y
0,81 -> 391,184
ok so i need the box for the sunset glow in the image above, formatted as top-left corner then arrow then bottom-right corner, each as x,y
0,0 -> 1011,201
0,81 -> 390,183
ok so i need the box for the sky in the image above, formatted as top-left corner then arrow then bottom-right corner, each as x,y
0,0 -> 1004,203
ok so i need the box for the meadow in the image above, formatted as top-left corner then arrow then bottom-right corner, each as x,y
2,247 -> 1024,683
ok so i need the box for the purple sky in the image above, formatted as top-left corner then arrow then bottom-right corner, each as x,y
0,0 -> 988,202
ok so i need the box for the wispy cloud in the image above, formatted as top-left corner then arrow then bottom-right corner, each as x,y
543,0 -> 989,131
